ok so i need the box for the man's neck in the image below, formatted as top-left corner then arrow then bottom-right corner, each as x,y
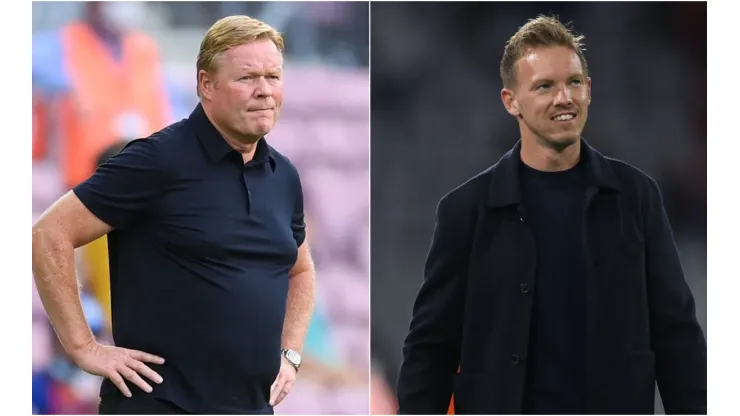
201,103 -> 259,163
520,135 -> 581,172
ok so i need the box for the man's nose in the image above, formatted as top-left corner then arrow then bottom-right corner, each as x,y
254,77 -> 272,98
553,85 -> 573,106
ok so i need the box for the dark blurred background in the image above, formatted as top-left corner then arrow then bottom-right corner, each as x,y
370,2 -> 706,414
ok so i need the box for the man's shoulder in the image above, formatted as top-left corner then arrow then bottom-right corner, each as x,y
115,119 -> 192,167
267,143 -> 301,178
602,155 -> 661,195
438,164 -> 497,213
141,118 -> 192,147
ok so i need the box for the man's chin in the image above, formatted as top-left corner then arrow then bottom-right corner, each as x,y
255,127 -> 273,138
543,134 -> 579,151
242,124 -> 274,139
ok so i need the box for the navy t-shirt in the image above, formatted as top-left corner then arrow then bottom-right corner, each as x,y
73,104 -> 306,414
518,159 -> 587,414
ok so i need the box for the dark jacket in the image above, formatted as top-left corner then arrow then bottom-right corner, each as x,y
396,140 -> 707,414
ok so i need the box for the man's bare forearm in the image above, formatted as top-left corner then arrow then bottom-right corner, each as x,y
32,226 -> 95,355
281,269 -> 315,352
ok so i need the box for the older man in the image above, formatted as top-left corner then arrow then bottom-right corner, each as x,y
31,15 -> 315,414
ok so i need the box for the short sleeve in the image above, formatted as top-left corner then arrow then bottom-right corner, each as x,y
291,171 -> 306,247
73,139 -> 164,230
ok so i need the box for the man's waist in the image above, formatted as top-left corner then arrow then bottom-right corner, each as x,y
100,354 -> 279,414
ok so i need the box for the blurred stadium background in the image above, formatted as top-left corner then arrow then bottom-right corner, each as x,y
370,2 -> 706,414
32,2 -> 369,414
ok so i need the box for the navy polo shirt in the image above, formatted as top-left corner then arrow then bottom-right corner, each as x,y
73,104 -> 306,414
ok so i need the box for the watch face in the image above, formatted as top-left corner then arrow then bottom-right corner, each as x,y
286,350 -> 301,366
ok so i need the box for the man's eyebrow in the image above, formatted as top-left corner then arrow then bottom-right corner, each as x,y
529,73 -> 584,87
238,67 -> 283,75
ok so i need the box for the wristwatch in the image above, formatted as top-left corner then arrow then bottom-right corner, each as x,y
281,348 -> 302,372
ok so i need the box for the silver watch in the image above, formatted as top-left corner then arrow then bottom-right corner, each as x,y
281,348 -> 302,371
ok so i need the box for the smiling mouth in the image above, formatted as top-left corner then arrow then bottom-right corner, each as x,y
551,113 -> 576,122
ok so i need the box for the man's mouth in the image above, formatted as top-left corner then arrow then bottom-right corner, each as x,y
551,112 -> 576,122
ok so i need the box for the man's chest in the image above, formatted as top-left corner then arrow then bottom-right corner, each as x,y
149,171 -> 297,262
466,193 -> 645,285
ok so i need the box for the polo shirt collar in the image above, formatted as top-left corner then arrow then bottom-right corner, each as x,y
190,103 -> 276,171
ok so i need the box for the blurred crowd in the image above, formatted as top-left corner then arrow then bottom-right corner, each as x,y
370,2 -> 706,414
32,2 -> 369,414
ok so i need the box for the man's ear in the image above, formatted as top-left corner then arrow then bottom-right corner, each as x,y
501,88 -> 521,119
198,70 -> 215,100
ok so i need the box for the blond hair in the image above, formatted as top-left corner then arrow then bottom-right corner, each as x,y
500,15 -> 588,90
196,15 -> 285,97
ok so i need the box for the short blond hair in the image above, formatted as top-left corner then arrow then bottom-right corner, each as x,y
500,15 -> 588,90
196,15 -> 285,97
